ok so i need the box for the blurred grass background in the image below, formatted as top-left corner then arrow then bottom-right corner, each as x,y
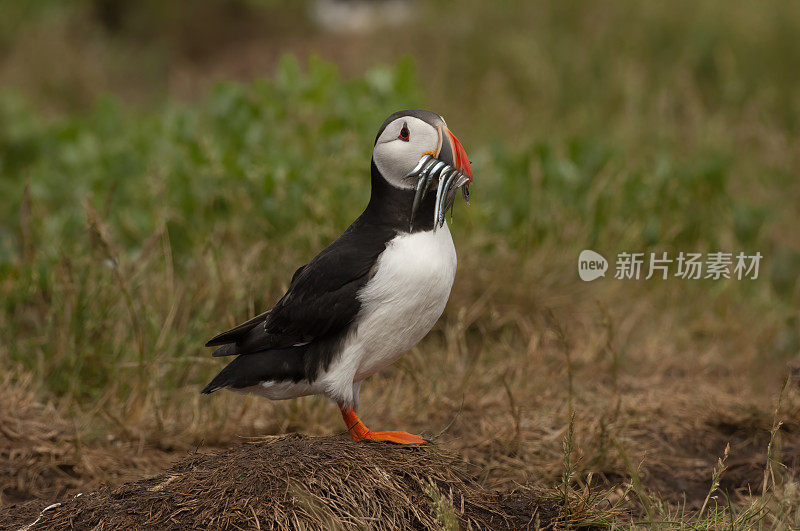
1,0 -> 799,525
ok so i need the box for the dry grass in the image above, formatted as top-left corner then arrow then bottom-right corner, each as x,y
0,375 -> 175,507
3,245 -> 798,526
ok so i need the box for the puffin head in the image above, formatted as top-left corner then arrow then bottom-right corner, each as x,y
372,110 -> 472,190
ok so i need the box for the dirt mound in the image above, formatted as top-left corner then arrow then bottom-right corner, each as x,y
1,434 -> 561,530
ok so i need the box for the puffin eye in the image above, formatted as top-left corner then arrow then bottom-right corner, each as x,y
398,123 -> 410,142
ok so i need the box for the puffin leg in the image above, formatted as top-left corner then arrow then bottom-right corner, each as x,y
338,403 -> 427,445
352,381 -> 362,412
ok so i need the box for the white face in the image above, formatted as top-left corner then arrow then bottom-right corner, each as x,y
373,116 -> 441,189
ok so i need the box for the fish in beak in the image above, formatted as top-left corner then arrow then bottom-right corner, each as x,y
407,125 -> 473,230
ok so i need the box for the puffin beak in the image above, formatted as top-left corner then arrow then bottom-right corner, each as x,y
408,124 -> 474,231
438,126 -> 473,183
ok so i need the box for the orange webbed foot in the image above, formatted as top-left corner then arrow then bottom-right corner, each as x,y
339,403 -> 428,445
359,430 -> 428,445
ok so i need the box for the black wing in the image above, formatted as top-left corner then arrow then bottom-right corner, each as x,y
205,218 -> 395,357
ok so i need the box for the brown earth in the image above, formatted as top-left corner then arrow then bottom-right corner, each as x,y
1,434 -> 567,530
2,377 -> 798,527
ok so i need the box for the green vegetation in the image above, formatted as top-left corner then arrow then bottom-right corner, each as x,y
1,57 -> 419,397
1,0 -> 798,527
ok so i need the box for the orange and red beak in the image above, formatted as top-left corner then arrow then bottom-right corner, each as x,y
437,126 -> 473,184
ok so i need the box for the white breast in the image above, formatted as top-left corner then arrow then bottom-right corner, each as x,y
354,224 -> 457,378
319,224 -> 457,399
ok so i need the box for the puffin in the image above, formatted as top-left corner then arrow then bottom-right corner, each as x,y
201,110 -> 473,444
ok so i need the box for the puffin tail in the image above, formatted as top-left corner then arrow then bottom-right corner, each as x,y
201,364 -> 235,393
200,377 -> 225,395
200,346 -> 307,395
